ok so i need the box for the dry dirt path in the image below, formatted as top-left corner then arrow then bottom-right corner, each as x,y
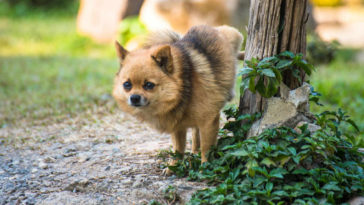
0,111 -> 206,204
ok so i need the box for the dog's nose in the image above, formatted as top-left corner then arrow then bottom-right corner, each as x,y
130,94 -> 141,105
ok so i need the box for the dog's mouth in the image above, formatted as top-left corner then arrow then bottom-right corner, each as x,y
128,96 -> 150,108
130,102 -> 150,108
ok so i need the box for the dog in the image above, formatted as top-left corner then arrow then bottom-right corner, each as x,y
113,25 -> 243,173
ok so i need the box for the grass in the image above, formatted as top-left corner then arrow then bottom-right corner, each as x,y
0,10 -> 118,126
311,49 -> 364,146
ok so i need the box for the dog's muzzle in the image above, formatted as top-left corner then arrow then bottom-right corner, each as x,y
128,94 -> 148,107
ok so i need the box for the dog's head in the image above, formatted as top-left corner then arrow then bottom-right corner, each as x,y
112,42 -> 181,115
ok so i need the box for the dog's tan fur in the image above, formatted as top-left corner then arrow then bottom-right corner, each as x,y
113,25 -> 243,167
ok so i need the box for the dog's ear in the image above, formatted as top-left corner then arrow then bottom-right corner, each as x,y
151,45 -> 174,74
115,41 -> 128,62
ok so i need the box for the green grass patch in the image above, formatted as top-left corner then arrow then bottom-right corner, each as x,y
0,13 -> 118,126
311,48 -> 364,147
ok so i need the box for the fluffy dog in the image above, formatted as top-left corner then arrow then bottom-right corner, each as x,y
113,25 -> 243,172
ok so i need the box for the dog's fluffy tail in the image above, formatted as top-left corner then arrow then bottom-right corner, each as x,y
144,30 -> 181,47
215,25 -> 244,54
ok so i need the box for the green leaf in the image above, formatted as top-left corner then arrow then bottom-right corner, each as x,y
266,182 -> 273,192
261,69 -> 276,77
287,147 -> 296,155
322,182 -> 340,191
297,61 -> 312,76
346,119 -> 360,132
279,156 -> 291,166
272,68 -> 282,83
257,61 -> 272,68
292,168 -> 308,175
259,56 -> 279,64
261,158 -> 276,167
230,149 -> 249,157
269,168 -> 287,178
249,76 -> 256,93
266,78 -> 279,97
239,67 -> 254,76
279,51 -> 295,58
276,59 -> 293,69
272,190 -> 289,197
255,76 -> 266,97
241,77 -> 250,92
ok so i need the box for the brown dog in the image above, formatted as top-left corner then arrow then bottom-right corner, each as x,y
113,25 -> 243,171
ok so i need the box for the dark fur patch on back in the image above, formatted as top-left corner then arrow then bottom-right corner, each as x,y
180,26 -> 225,79
172,43 -> 194,114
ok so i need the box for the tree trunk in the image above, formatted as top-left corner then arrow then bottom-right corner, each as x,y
239,0 -> 309,116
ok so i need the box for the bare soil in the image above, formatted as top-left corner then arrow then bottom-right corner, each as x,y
0,111 -> 206,205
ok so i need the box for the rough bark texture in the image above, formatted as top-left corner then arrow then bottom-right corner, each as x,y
239,0 -> 309,116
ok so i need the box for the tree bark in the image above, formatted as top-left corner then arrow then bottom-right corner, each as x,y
238,0 -> 309,116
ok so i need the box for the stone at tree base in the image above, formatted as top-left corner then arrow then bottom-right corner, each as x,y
349,197 -> 364,205
248,83 -> 312,137
294,121 -> 321,134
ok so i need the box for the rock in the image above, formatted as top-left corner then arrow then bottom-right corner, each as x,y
43,156 -> 56,163
294,121 -> 321,134
248,83 -> 312,137
65,146 -> 77,153
112,148 -> 121,153
64,178 -> 90,192
38,161 -> 48,169
132,176 -> 144,188
287,83 -> 311,112
78,153 -> 91,163
349,197 -> 364,205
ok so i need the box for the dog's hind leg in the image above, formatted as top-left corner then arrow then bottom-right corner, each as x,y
199,113 -> 220,163
192,128 -> 200,154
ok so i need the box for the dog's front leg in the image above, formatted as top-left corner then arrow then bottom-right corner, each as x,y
171,129 -> 187,157
199,114 -> 220,163
163,129 -> 187,175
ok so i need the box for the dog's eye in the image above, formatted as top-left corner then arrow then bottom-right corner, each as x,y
123,81 -> 132,90
143,82 -> 155,90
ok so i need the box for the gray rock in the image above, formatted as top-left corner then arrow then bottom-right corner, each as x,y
64,178 -> 90,192
248,83 -> 312,137
294,121 -> 321,134
78,153 -> 91,163
38,161 -> 48,169
43,156 -> 56,163
349,197 -> 364,205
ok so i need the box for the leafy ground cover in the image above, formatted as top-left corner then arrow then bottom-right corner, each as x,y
155,52 -> 364,204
